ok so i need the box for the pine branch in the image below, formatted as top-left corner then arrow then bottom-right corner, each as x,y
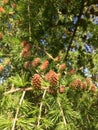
37,90 -> 47,128
11,91 -> 26,130
57,98 -> 67,126
4,87 -> 48,95
64,0 -> 85,61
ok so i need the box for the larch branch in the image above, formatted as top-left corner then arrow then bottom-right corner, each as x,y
11,91 -> 26,130
57,98 -> 67,126
64,0 -> 85,61
37,89 -> 47,128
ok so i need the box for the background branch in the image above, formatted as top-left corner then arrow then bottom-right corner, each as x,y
28,0 -> 32,41
64,0 -> 85,61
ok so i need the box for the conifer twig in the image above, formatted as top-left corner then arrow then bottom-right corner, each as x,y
57,98 -> 67,126
37,89 -> 47,128
4,87 -> 48,95
4,87 -> 32,95
11,91 -> 26,130
64,0 -> 84,61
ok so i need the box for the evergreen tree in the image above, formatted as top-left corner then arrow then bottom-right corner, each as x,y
0,0 -> 98,129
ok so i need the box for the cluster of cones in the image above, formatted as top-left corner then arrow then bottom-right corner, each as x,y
31,72 -> 65,95
70,77 -> 97,92
31,70 -> 59,89
20,41 -> 97,94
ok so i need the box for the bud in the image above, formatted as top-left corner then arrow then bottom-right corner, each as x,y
12,3 -> 17,9
68,69 -> 75,75
0,32 -> 3,39
77,79 -> 82,87
59,63 -> 66,71
31,74 -> 42,89
45,70 -> 59,86
90,84 -> 97,92
86,77 -> 92,86
20,49 -> 26,57
24,43 -> 32,52
24,61 -> 31,69
0,7 -> 5,13
21,40 -> 27,47
0,65 -> 4,72
48,87 -> 56,95
24,51 -> 31,58
81,81 -> 87,90
3,0 -> 8,4
59,86 -> 65,93
20,49 -> 31,58
32,58 -> 40,67
54,55 -> 61,62
40,60 -> 49,70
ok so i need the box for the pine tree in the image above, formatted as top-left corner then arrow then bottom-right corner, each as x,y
0,0 -> 98,130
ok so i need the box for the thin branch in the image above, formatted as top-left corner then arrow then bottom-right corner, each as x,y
37,46 -> 55,61
37,89 -> 47,128
44,49 -> 55,61
64,0 -> 85,61
11,91 -> 26,130
57,98 -> 67,126
4,87 -> 32,95
4,87 -> 48,95
28,0 -> 32,41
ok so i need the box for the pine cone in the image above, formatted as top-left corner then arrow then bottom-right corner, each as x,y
32,58 -> 40,67
40,60 -> 49,70
45,70 -> 59,86
31,74 -> 42,89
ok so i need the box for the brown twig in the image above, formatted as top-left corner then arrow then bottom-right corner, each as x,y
11,91 -> 26,130
57,98 -> 67,126
4,87 -> 48,95
4,87 -> 32,95
64,0 -> 85,61
37,90 -> 47,128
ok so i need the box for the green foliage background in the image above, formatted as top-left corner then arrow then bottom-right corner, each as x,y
0,0 -> 98,130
